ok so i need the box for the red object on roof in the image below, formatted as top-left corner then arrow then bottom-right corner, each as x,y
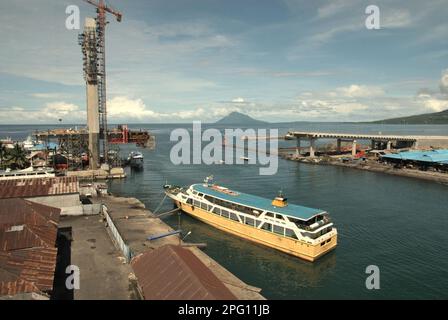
131,245 -> 237,300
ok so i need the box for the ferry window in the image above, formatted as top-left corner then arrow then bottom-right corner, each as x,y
275,214 -> 284,220
245,217 -> 255,226
273,225 -> 284,236
255,220 -> 262,227
221,210 -> 230,218
230,213 -> 239,221
252,210 -> 260,217
186,198 -> 193,205
213,207 -> 221,215
285,229 -> 298,239
193,200 -> 200,207
200,202 -> 207,210
265,212 -> 274,218
261,223 -> 272,232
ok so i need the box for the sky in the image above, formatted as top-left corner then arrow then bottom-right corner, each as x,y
0,0 -> 447,124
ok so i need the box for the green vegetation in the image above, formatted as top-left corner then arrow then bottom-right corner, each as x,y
0,141 -> 7,170
0,143 -> 29,170
371,109 -> 448,124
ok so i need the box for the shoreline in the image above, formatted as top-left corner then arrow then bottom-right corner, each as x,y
282,155 -> 448,185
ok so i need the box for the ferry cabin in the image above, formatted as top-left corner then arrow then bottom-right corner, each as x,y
166,183 -> 337,261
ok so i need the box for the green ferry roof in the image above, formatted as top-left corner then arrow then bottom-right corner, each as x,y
192,184 -> 324,221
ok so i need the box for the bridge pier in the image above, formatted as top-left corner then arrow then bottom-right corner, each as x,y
309,138 -> 316,157
386,141 -> 392,150
296,138 -> 301,156
352,140 -> 357,156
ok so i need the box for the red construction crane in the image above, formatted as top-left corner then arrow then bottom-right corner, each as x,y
82,0 -> 122,164
84,0 -> 122,22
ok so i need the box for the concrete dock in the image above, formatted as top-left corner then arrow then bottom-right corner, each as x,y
101,195 -> 265,300
57,194 -> 264,300
58,215 -> 137,300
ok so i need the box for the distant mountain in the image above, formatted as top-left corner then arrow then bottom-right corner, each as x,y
372,109 -> 448,124
215,111 -> 267,125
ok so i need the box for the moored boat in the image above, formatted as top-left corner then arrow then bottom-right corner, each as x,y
128,151 -> 144,169
164,176 -> 337,262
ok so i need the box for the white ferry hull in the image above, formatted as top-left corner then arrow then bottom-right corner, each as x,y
166,192 -> 337,262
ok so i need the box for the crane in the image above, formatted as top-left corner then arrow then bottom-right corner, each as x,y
82,0 -> 122,164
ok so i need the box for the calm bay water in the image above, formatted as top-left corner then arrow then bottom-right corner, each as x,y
2,123 -> 448,299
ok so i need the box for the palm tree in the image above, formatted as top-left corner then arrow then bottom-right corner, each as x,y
0,141 -> 7,170
8,143 -> 28,170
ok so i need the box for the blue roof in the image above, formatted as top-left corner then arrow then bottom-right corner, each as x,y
382,149 -> 448,163
30,142 -> 58,151
192,184 -> 324,221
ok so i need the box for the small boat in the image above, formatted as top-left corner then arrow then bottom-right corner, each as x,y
240,156 -> 250,162
128,151 -> 144,169
0,137 -> 15,149
22,136 -> 44,150
164,176 -> 337,262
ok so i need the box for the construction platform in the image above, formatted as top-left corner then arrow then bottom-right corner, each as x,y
34,125 -> 155,149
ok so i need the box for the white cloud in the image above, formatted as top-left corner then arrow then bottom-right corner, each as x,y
335,85 -> 385,98
231,97 -> 246,103
440,69 -> 448,94
317,0 -> 357,19
419,98 -> 448,112
107,96 -> 162,120
382,9 -> 412,28
30,93 -> 66,99
0,101 -> 86,124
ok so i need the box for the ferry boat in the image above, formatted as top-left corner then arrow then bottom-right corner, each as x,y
164,176 -> 337,262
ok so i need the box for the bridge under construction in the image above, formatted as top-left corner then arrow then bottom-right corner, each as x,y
286,131 -> 448,157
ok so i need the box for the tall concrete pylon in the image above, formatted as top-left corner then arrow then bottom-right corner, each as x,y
81,18 -> 100,169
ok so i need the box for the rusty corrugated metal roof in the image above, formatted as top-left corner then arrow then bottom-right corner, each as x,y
0,199 -> 60,296
0,199 -> 60,251
0,279 -> 41,297
0,198 -> 60,227
131,245 -> 237,300
0,248 -> 58,293
0,176 -> 79,199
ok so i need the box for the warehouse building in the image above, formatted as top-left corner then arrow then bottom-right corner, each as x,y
381,149 -> 448,171
0,176 -> 82,216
